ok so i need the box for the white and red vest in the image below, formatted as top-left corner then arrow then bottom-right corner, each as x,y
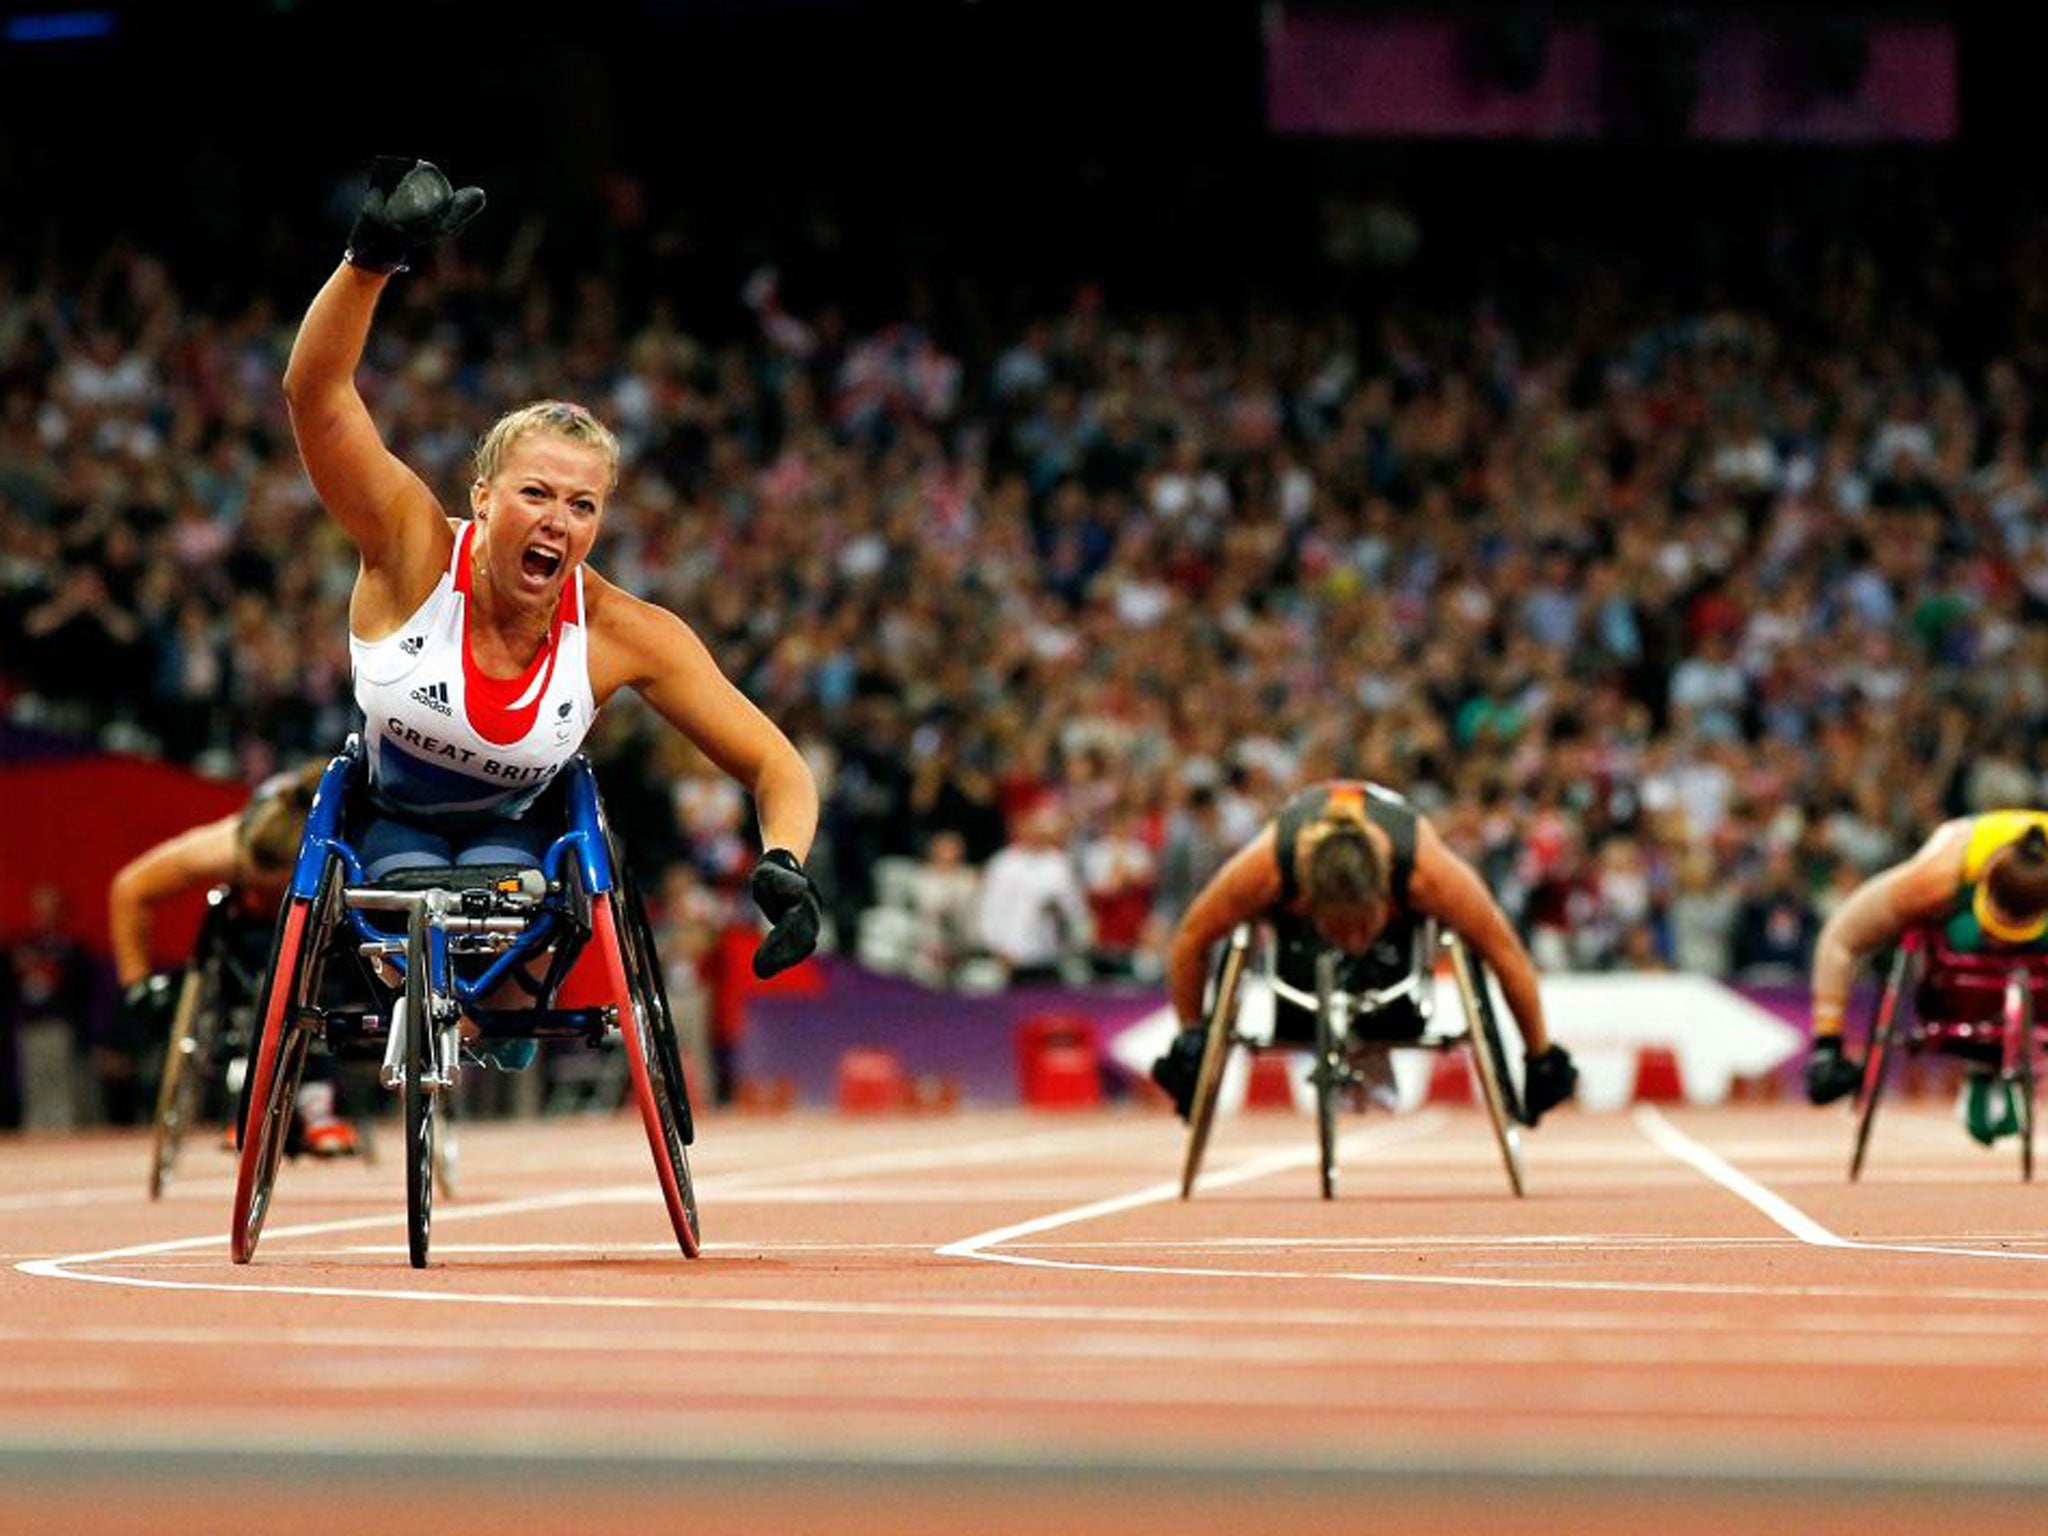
350,522 -> 596,822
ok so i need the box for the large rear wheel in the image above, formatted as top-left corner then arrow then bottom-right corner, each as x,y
1447,937 -> 1525,1198
1849,945 -> 1914,1182
230,893 -> 322,1264
148,946 -> 222,1201
1179,925 -> 1251,1200
601,883 -> 700,1256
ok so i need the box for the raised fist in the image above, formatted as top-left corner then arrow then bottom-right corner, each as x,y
345,156 -> 485,275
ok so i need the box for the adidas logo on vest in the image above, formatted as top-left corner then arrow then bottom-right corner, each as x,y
409,680 -> 453,716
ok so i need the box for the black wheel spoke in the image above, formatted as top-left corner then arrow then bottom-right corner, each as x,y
404,902 -> 435,1270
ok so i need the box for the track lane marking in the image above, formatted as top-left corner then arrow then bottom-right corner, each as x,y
1635,1105 -> 2048,1264
938,1115 -> 1451,1263
13,1123 -> 1202,1303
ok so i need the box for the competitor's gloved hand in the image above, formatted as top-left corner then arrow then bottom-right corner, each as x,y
749,848 -> 822,980
1804,1036 -> 1863,1106
115,972 -> 179,1049
1150,1026 -> 1207,1122
345,156 -> 486,274
1521,1042 -> 1578,1126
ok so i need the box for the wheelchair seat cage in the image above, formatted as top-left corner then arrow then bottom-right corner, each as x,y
1178,920 -> 1526,1202
1850,927 -> 2048,1182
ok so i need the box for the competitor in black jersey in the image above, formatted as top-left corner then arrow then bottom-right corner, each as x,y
1151,780 -> 1578,1124
108,763 -> 360,1154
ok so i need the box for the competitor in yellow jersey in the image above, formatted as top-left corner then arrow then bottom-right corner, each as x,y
1807,811 -> 2048,1141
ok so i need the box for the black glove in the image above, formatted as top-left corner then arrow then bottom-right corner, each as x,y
1150,1026 -> 1207,1122
1805,1036 -> 1863,1106
1521,1042 -> 1577,1126
115,972 -> 180,1050
345,156 -> 486,274
749,848 -> 822,980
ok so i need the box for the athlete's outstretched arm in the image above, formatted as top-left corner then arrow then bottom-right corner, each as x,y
1407,818 -> 1551,1055
1810,819 -> 1968,1039
1166,826 -> 1282,1028
281,158 -> 484,611
601,588 -> 818,860
107,818 -> 241,987
281,264 -> 444,567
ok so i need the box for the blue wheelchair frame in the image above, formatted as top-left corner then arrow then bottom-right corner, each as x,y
292,745 -> 620,1018
232,737 -> 701,1268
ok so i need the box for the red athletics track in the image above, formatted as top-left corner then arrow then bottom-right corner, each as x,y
5,1097 -> 2048,1534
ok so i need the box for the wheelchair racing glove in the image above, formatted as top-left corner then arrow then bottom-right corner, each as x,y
749,847 -> 823,980
1804,1036 -> 1863,1106
114,972 -> 179,1051
1150,1026 -> 1207,1123
1521,1042 -> 1578,1126
345,156 -> 486,274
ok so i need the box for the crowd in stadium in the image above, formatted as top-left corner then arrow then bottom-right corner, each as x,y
5,169 -> 2048,1120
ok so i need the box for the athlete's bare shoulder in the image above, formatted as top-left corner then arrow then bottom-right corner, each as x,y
581,562 -> 659,634
581,565 -> 710,702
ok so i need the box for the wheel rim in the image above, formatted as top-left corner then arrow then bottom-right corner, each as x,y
602,891 -> 700,1255
1850,944 -> 1913,1182
1448,937 -> 1525,1198
1179,926 -> 1249,1200
232,897 -> 318,1263
149,965 -> 208,1199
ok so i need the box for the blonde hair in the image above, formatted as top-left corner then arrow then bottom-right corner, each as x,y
473,401 -> 622,493
238,761 -> 326,875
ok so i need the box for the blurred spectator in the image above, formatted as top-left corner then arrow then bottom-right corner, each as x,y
906,829 -> 984,988
652,862 -> 727,1108
1668,844 -> 1740,978
6,885 -> 98,1130
1077,799 -> 1161,982
1730,845 -> 1822,983
1156,782 -> 1234,928
976,803 -> 1092,985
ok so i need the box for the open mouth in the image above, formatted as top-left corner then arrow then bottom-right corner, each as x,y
521,545 -> 564,581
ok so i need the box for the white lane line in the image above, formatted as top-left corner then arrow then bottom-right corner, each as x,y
1632,1105 -> 1851,1246
12,1123 -> 1190,1304
1635,1105 -> 2048,1264
14,1184 -> 658,1296
938,1115 -> 1449,1263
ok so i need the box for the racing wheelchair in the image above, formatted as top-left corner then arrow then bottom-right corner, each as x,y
1178,917 -> 1526,1201
230,741 -> 698,1268
1849,927 -> 2048,1181
153,883 -> 389,1197
147,885 -> 266,1200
